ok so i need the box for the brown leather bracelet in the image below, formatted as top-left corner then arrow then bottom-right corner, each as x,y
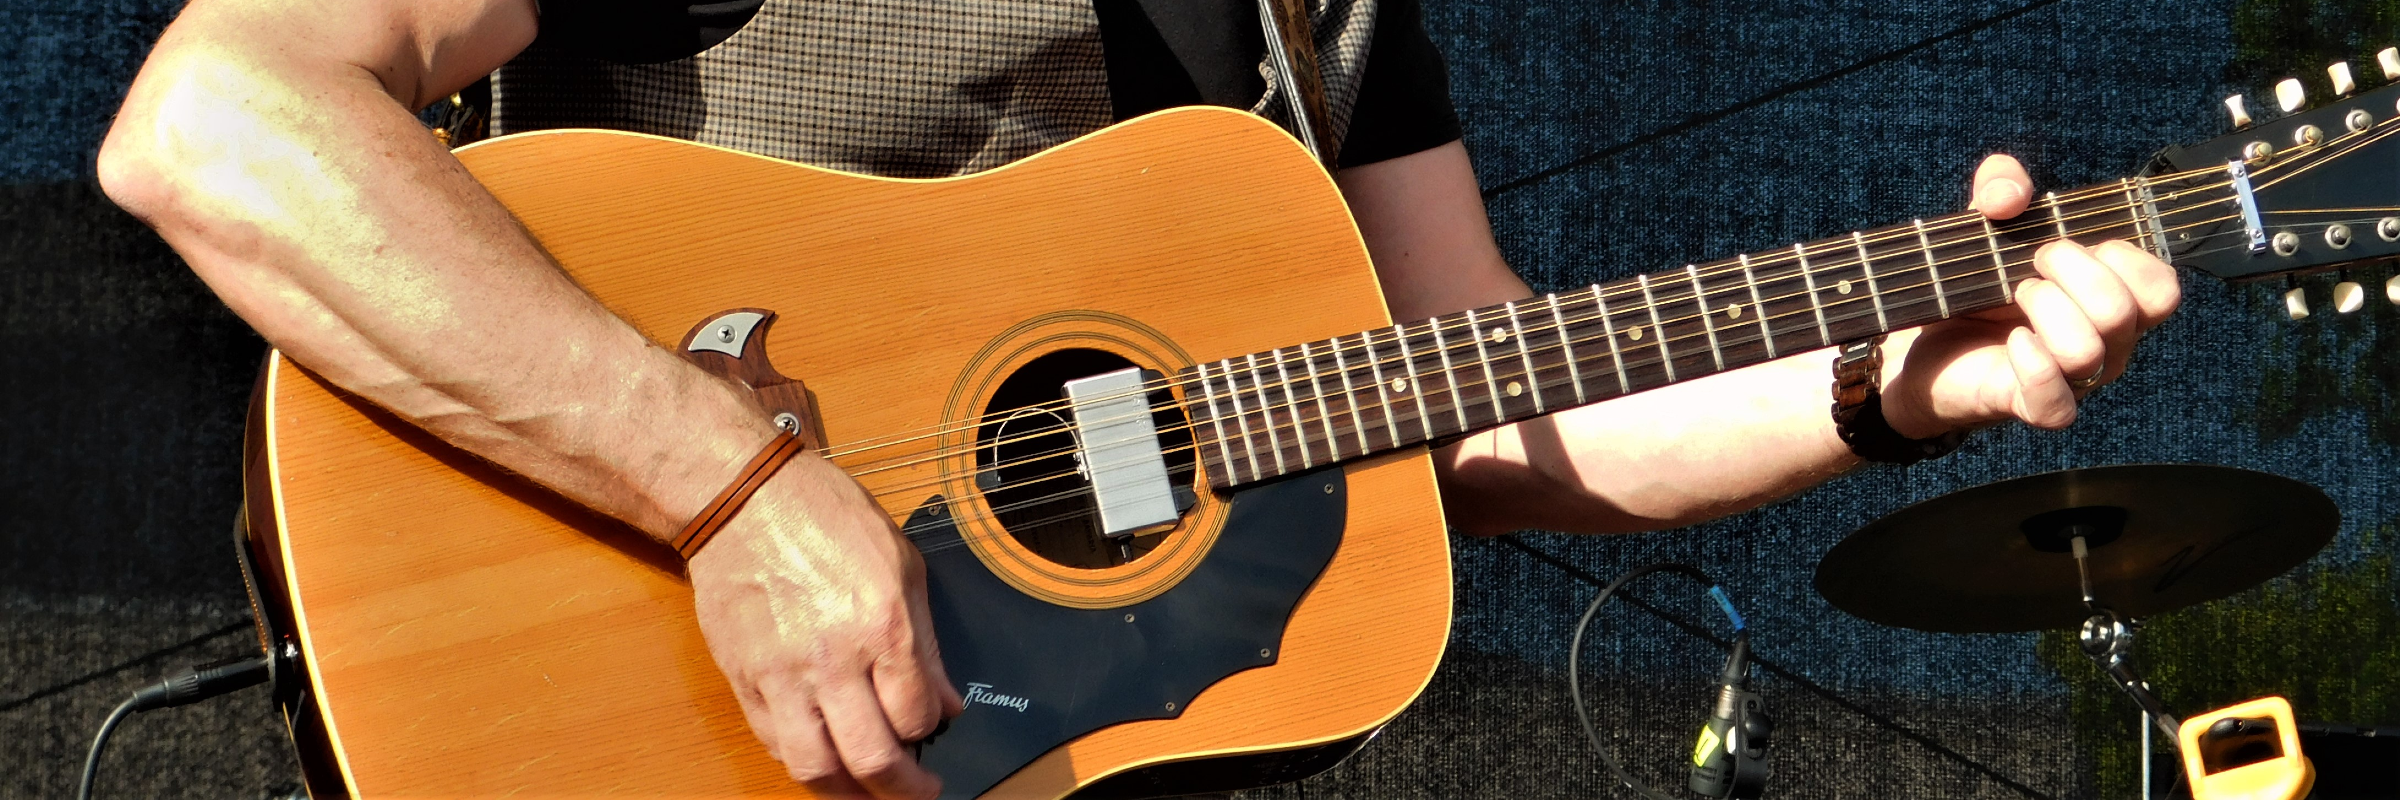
671,430 -> 806,560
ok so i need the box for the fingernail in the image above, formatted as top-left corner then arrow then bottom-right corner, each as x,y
1979,179 -> 2026,209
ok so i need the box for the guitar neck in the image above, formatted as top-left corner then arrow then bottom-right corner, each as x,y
1185,170 -> 2233,490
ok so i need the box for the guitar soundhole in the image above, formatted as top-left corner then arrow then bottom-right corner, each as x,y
977,349 -> 1196,569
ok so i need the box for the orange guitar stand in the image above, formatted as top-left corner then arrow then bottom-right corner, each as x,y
2179,697 -> 2315,800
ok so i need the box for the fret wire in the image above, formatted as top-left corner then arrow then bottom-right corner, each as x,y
1740,254 -> 1776,359
1392,323 -> 1436,441
1507,301 -> 1546,414
1298,341 -> 1341,463
1201,185 -> 2207,468
1794,243 -> 1832,346
1428,318 -> 1470,432
1219,357 -> 1261,483
2118,179 -> 2151,256
1244,353 -> 1288,476
2133,176 -> 2172,262
1685,264 -> 1725,371
1849,232 -> 1891,331
1912,218 -> 1951,318
1365,328 -> 1406,449
1635,273 -> 1677,383
1330,334 -> 1371,455
1194,362 -> 1240,484
1980,216 -> 2014,303
1465,308 -> 1507,422
1270,348 -> 1312,469
1547,293 -> 1588,405
2046,191 -> 2070,239
1594,288 -> 1631,394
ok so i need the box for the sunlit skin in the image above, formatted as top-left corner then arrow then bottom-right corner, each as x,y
99,0 -> 2177,796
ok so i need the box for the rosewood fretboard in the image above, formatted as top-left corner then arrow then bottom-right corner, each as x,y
1182,174 -> 2221,490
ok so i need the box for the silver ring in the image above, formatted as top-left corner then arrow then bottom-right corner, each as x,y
2068,369 -> 2104,391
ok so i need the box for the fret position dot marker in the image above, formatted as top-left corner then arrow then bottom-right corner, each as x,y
1837,280 -> 1854,295
1626,325 -> 1644,341
1490,328 -> 1510,343
1390,378 -> 1410,393
1727,303 -> 1742,319
1507,381 -> 1523,397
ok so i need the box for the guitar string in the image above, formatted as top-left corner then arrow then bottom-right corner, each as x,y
858,130 -> 2400,549
883,214 -> 2375,556
825,122 -> 2391,483
837,120 -> 2395,478
818,118 -> 2391,472
836,196 -> 2247,490
854,207 -> 2293,506
846,198 -> 2252,498
823,172 -> 2246,486
802,158 -> 2251,464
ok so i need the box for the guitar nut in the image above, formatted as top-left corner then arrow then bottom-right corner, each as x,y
2326,224 -> 2353,249
2348,109 -> 2375,133
2271,231 -> 2300,256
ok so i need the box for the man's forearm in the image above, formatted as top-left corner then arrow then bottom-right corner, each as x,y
100,2 -> 770,538
1435,338 -> 1866,535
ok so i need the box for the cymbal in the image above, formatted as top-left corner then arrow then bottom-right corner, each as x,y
1815,464 -> 2337,633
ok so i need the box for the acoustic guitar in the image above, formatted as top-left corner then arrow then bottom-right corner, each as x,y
237,59 -> 2398,797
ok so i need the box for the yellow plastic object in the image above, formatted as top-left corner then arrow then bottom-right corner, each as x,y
2178,696 -> 2315,800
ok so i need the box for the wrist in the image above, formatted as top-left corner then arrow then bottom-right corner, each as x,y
1832,336 -> 1966,465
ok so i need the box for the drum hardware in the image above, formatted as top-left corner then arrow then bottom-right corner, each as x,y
1817,464 -> 2347,800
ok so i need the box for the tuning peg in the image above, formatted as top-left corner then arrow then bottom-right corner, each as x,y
2335,280 -> 2366,313
2284,286 -> 2311,319
2276,78 -> 2307,113
2226,94 -> 2254,127
2387,274 -> 2400,305
2381,48 -> 2400,81
2331,62 -> 2358,96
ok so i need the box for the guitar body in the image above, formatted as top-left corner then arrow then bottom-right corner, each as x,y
244,107 -> 1453,798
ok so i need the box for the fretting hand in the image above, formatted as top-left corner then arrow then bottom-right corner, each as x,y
1876,154 -> 2183,439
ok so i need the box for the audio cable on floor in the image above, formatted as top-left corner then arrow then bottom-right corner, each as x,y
77,652 -> 272,800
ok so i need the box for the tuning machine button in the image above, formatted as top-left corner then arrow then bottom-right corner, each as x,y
2332,61 -> 2358,96
2386,274 -> 2400,306
2284,287 -> 2310,320
2335,280 -> 2366,314
2380,47 -> 2400,81
2276,78 -> 2306,113
2226,95 -> 2254,128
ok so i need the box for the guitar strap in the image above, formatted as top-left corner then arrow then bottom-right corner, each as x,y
1255,0 -> 1341,166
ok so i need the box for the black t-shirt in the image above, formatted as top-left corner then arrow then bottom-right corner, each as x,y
531,0 -> 1461,168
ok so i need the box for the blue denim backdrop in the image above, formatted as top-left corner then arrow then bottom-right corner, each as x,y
4,0 -> 2394,797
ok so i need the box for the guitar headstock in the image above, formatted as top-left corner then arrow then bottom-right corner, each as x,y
2153,49 -> 2400,318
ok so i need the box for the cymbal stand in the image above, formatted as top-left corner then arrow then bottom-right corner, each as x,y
2069,535 -> 2183,743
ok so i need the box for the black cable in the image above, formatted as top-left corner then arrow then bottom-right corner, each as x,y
75,695 -> 139,800
1569,561 -> 1720,800
72,654 -> 273,800
1478,0 -> 2072,202
1500,534 -> 2058,800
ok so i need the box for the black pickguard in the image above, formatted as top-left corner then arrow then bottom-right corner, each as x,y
909,472 -> 1348,799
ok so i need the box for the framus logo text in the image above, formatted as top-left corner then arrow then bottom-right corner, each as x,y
965,683 -> 1031,712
